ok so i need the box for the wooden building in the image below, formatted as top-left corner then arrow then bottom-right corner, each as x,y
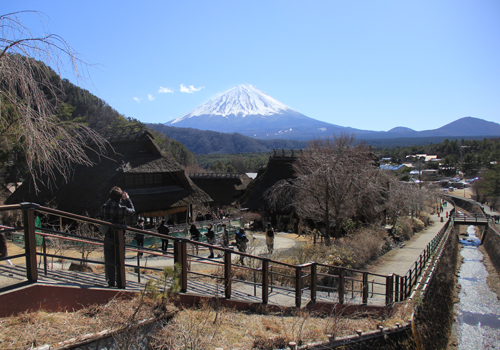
188,173 -> 252,206
6,128 -> 212,223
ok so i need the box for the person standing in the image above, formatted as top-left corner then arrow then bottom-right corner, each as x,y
265,223 -> 275,254
0,231 -> 13,265
221,224 -> 229,248
135,218 -> 145,257
158,220 -> 170,254
189,224 -> 200,255
205,224 -> 216,258
101,186 -> 135,287
235,227 -> 249,265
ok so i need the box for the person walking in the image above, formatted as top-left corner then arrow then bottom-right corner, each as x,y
265,223 -> 275,254
158,220 -> 170,254
235,227 -> 249,265
101,186 -> 136,287
205,223 -> 216,258
221,224 -> 229,248
189,224 -> 201,256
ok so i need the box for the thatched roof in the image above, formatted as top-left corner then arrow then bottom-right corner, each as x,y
240,151 -> 299,212
189,173 -> 252,206
6,128 -> 212,217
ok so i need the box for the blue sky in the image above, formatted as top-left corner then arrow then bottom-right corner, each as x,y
4,0 -> 500,132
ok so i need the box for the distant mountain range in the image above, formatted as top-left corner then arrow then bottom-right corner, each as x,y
164,84 -> 500,141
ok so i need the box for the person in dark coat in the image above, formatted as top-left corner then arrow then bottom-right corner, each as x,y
205,224 -> 216,258
221,224 -> 229,248
265,223 -> 275,254
158,220 -> 170,254
189,224 -> 200,255
100,186 -> 136,287
235,227 -> 249,265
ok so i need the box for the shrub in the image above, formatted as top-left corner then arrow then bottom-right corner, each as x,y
393,217 -> 413,241
412,218 -> 425,232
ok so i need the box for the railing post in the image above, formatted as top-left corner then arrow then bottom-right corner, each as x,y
310,263 -> 317,304
224,249 -> 232,299
262,259 -> 269,304
295,266 -> 302,308
386,274 -> 394,306
180,240 -> 188,292
43,236 -> 48,276
115,228 -> 126,289
362,272 -> 368,305
338,268 -> 345,305
23,207 -> 38,282
394,274 -> 400,302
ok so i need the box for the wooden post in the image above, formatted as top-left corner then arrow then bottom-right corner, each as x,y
180,240 -> 188,292
386,274 -> 394,306
295,266 -> 302,308
310,263 -> 317,304
115,229 -> 126,289
338,268 -> 345,305
262,259 -> 269,304
394,275 -> 400,302
362,272 -> 368,305
23,208 -> 38,282
224,249 -> 232,299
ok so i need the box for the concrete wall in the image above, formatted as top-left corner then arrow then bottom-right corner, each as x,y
481,226 -> 500,275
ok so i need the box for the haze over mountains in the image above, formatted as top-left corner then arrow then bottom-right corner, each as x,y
164,84 -> 500,141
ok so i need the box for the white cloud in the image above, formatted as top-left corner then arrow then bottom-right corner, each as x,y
133,97 -> 141,103
180,84 -> 204,93
148,94 -> 155,101
159,86 -> 174,93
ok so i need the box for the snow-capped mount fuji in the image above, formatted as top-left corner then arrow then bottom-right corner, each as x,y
165,84 -> 353,140
171,84 -> 292,119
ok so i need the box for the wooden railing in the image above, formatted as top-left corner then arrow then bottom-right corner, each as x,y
0,203 -> 456,308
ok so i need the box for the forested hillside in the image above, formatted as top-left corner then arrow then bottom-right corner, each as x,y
147,123 -> 308,154
0,59 -> 195,186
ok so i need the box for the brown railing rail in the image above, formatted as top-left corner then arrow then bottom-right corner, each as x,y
0,202 -> 457,308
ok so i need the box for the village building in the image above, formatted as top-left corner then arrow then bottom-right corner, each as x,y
239,149 -> 300,232
6,128 -> 212,225
188,172 -> 252,206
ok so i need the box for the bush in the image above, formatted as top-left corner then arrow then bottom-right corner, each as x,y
393,217 -> 413,241
275,226 -> 389,269
418,211 -> 430,226
412,218 -> 425,232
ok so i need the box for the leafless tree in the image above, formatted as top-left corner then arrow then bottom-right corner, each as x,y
0,11 -> 108,190
267,134 -> 386,244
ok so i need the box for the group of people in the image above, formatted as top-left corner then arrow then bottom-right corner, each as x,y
100,185 -> 276,286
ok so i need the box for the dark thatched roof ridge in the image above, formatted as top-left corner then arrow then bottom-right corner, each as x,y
6,130 -> 212,217
240,154 -> 298,212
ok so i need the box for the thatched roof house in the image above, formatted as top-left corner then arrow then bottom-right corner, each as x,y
189,173 -> 252,206
240,149 -> 299,212
6,128 -> 212,220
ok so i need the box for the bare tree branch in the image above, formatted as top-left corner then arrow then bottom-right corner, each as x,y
0,11 -> 108,190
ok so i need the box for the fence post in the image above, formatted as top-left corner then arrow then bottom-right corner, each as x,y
386,274 -> 394,306
310,263 -> 317,304
262,259 -> 269,304
115,228 -> 126,289
362,272 -> 368,305
338,268 -> 345,305
394,275 -> 400,302
23,207 -> 38,282
180,240 -> 188,292
224,249 -> 232,299
295,266 -> 302,308
43,236 -> 48,276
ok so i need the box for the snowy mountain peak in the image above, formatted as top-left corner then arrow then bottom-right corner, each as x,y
169,84 -> 293,124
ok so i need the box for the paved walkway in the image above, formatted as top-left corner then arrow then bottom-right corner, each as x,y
368,208 -> 450,277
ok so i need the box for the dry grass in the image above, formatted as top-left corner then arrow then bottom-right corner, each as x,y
1,297 -> 416,350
